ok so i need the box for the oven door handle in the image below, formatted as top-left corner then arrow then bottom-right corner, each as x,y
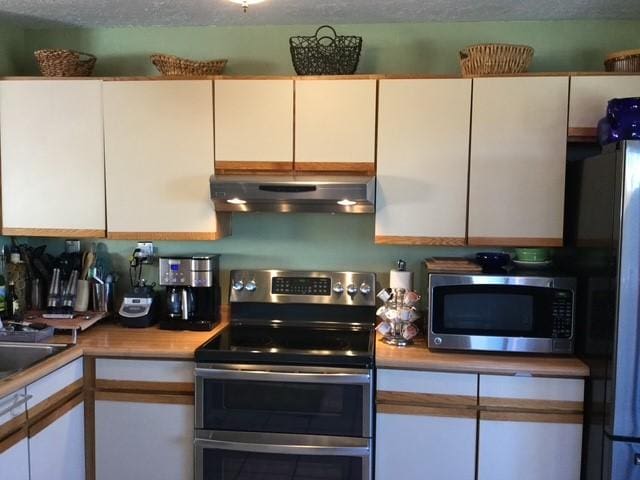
194,437 -> 370,457
194,367 -> 370,384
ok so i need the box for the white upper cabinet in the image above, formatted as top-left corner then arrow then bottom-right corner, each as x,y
375,79 -> 472,245
214,79 -> 294,171
569,75 -> 640,131
295,79 -> 377,173
468,76 -> 569,247
0,80 -> 105,237
103,80 -> 228,240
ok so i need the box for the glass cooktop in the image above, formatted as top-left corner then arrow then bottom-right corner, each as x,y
196,323 -> 375,368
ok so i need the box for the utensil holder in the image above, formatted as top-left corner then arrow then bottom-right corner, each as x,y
92,283 -> 108,312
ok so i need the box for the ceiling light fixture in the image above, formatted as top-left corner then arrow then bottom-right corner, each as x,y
230,0 -> 265,13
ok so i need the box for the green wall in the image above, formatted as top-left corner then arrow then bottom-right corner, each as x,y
0,26 -> 24,75
20,20 -> 640,76
36,215 -> 477,302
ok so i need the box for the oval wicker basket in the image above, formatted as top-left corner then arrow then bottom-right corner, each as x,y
34,49 -> 97,77
604,49 -> 640,72
150,54 -> 227,76
459,44 -> 534,76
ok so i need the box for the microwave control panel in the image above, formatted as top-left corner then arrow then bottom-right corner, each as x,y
552,290 -> 574,338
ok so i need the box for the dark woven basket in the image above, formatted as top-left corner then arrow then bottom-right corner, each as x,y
34,49 -> 97,77
289,25 -> 362,75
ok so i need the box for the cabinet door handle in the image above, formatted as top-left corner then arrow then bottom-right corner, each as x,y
0,393 -> 32,417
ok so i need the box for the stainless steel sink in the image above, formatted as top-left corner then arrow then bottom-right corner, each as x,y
0,343 -> 68,380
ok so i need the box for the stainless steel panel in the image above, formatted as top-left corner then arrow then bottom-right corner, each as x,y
229,270 -> 376,307
159,255 -> 219,287
211,174 -> 375,214
611,141 -> 640,438
429,273 -> 577,290
604,437 -> 640,480
194,431 -> 371,480
426,333 -> 571,354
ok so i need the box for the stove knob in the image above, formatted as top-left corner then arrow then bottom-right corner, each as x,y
245,280 -> 257,292
347,283 -> 358,295
232,280 -> 245,291
333,282 -> 344,294
359,283 -> 372,295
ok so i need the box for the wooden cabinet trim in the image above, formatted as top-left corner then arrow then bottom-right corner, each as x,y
215,161 -> 294,173
378,403 -> 477,419
0,425 -> 27,454
95,391 -> 193,406
106,228 -> 229,241
1,228 -> 105,238
28,378 -> 84,423
567,127 -> 597,142
375,236 -> 466,246
95,380 -> 194,395
467,236 -> 563,247
28,392 -> 83,438
0,411 -> 27,442
294,162 -> 376,175
377,390 -> 477,408
480,396 -> 583,413
480,410 -> 583,424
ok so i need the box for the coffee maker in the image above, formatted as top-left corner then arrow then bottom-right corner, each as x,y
158,255 -> 220,331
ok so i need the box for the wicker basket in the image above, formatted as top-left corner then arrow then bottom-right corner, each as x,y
290,25 -> 362,75
150,54 -> 227,76
605,49 -> 640,72
34,49 -> 97,77
459,44 -> 534,76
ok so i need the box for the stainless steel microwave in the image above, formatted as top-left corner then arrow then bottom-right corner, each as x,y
428,273 -> 576,354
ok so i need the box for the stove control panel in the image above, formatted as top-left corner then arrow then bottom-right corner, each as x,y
230,270 -> 376,306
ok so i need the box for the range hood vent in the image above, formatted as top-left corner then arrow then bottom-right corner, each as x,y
210,174 -> 375,213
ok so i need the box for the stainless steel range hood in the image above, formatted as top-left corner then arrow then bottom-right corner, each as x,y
210,174 -> 375,213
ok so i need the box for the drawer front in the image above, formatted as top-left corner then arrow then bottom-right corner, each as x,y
0,387 -> 28,430
479,375 -> 584,402
26,358 -> 84,412
96,358 -> 194,383
377,369 -> 477,396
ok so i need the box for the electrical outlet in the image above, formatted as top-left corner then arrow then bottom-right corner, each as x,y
135,242 -> 155,264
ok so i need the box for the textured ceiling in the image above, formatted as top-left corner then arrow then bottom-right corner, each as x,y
0,0 -> 639,28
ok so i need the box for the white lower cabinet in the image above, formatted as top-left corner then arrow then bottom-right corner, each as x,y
29,400 -> 85,480
95,400 -> 194,480
0,435 -> 30,480
478,413 -> 582,480
376,410 -> 476,480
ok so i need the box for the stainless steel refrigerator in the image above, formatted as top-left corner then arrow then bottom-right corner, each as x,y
565,140 -> 640,479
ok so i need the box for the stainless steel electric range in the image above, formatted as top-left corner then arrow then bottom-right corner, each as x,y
194,270 -> 376,480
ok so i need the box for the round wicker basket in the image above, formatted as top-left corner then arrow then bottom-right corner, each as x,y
34,49 -> 97,77
459,44 -> 534,76
604,49 -> 640,72
150,54 -> 227,76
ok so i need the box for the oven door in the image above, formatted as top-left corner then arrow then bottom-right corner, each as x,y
195,364 -> 372,437
195,430 -> 371,480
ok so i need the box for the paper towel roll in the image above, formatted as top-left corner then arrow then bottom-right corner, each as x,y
390,270 -> 413,291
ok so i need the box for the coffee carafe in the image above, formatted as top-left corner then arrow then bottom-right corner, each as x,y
167,286 -> 197,319
158,255 -> 220,331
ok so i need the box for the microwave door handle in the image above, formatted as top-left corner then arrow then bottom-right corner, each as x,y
195,438 -> 370,457
194,367 -> 370,385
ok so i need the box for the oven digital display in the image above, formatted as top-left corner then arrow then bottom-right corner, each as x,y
272,277 -> 332,296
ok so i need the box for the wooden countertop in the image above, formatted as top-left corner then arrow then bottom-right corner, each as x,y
376,335 -> 590,377
0,311 -> 229,398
